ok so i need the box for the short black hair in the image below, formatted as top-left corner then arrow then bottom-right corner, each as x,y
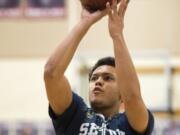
89,56 -> 115,81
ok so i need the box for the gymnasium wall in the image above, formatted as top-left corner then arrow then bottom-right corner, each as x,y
0,0 -> 180,134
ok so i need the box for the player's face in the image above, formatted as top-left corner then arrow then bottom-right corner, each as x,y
89,65 -> 120,111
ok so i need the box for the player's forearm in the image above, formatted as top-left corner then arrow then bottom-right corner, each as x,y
44,21 -> 90,78
112,34 -> 141,102
113,34 -> 149,134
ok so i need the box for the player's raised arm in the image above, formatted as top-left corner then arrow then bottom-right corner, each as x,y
107,0 -> 149,133
44,8 -> 108,115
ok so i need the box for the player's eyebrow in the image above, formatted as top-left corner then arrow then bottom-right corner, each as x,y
92,72 -> 114,77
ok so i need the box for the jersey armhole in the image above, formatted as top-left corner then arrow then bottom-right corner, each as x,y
127,110 -> 154,135
48,92 -> 88,133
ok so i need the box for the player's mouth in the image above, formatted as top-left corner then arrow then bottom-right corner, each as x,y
93,87 -> 104,94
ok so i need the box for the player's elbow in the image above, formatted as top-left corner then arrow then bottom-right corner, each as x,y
44,63 -> 56,79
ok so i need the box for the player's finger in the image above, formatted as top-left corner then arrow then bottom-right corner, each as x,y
118,0 -> 128,15
112,0 -> 118,14
118,0 -> 124,16
106,2 -> 113,19
122,0 -> 130,19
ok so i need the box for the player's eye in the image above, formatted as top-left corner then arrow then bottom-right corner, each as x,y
90,76 -> 98,81
103,75 -> 114,81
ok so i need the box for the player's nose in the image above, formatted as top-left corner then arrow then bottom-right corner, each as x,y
95,77 -> 104,86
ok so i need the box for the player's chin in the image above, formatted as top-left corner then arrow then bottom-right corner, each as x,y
90,96 -> 105,107
90,99 -> 105,110
90,93 -> 103,101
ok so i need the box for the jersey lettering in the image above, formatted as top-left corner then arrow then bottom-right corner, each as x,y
79,123 -> 125,135
79,123 -> 89,135
88,123 -> 98,135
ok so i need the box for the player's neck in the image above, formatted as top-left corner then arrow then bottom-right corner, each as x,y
94,103 -> 120,118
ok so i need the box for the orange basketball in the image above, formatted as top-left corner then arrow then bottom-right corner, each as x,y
80,0 -> 121,12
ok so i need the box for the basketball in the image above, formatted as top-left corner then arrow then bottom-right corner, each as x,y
80,0 -> 121,12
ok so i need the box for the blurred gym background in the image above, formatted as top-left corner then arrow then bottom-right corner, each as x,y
0,0 -> 180,134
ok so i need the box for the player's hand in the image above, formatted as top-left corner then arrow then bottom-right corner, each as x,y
107,0 -> 129,39
80,8 -> 108,27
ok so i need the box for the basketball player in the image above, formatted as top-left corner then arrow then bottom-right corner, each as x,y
44,0 -> 154,134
